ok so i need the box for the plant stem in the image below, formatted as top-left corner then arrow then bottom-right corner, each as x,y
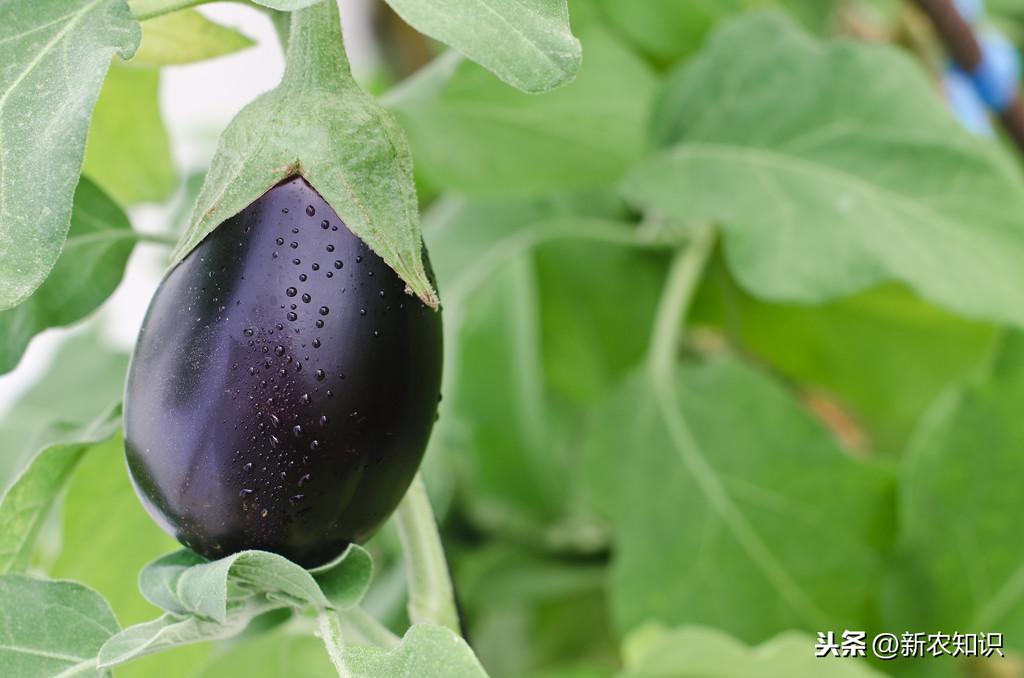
127,0 -> 207,21
317,610 -> 352,678
393,474 -> 460,633
136,232 -> 178,247
340,607 -> 401,649
283,0 -> 355,93
646,223 -> 717,381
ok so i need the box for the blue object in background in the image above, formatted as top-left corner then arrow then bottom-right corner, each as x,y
953,0 -> 985,24
971,30 -> 1022,111
945,65 -> 994,135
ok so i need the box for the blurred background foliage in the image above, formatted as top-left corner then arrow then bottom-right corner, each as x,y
9,0 -> 1024,676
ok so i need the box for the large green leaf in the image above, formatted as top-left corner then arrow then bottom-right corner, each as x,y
82,63 -> 175,205
388,23 -> 655,196
134,9 -> 254,66
178,1 -> 437,307
897,333 -> 1024,649
0,405 -> 120,574
0,0 -> 139,310
623,12 -> 1024,327
693,260 -> 999,455
0,179 -> 137,375
583,359 -> 894,640
0,575 -> 119,678
383,0 -> 580,93
619,624 -> 885,677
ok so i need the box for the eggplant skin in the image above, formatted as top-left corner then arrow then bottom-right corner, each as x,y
124,177 -> 442,567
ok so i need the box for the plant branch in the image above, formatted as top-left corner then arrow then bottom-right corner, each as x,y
646,224 -> 717,381
317,610 -> 352,678
392,474 -> 460,633
127,0 -> 208,21
283,0 -> 355,93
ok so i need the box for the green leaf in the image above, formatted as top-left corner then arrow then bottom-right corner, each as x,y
622,11 -> 1024,327
693,262 -> 999,455
0,179 -> 137,375
346,624 -> 488,677
0,574 -> 119,678
582,359 -> 894,640
134,9 -> 254,66
382,0 -> 580,93
0,0 -> 140,310
178,1 -> 438,307
99,545 -> 372,667
193,630 -> 335,677
619,624 -> 886,677
50,434 -> 181,625
387,24 -> 655,196
897,332 -> 1024,647
0,332 -> 128,490
424,196 -> 670,546
0,404 -> 120,574
83,62 -> 175,206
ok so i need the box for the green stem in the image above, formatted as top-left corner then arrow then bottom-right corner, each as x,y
393,474 -> 460,633
646,224 -> 717,381
317,610 -> 352,678
340,607 -> 401,649
283,0 -> 355,93
127,0 -> 208,21
136,232 -> 178,247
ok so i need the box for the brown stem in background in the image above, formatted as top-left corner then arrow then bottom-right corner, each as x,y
913,0 -> 1024,155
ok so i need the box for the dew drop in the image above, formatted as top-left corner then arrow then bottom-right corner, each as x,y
319,306 -> 329,316
302,293 -> 311,303
315,320 -> 324,329
326,272 -> 334,278
306,205 -> 315,216
244,328 -> 254,337
334,260 -> 343,269
319,415 -> 329,426
298,474 -> 311,487
243,462 -> 253,472
292,258 -> 301,266
287,311 -> 298,321
300,393 -> 311,405
276,237 -> 284,246
311,263 -> 320,271
270,414 -> 281,428
282,207 -> 289,213
239,488 -> 253,498
274,345 -> 285,356
293,425 -> 303,437
326,244 -> 335,252
321,219 -> 330,229
315,369 -> 325,381
356,255 -> 363,263
310,440 -> 321,451
261,508 -> 269,518
299,274 -> 308,282
290,242 -> 298,249
290,494 -> 305,504
359,308 -> 366,316
270,435 -> 280,448
312,338 -> 321,348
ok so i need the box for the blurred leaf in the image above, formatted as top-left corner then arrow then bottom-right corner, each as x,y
0,404 -> 120,574
382,0 -> 580,93
0,574 -> 119,678
623,12 -> 1024,328
346,623 -> 488,677
50,435 -> 182,625
0,332 -> 128,489
0,0 -> 139,310
250,0 -> 324,9
583,359 -> 894,640
0,178 -> 137,375
179,1 -> 438,307
424,197 -> 668,547
619,624 -> 886,677
193,629 -> 335,677
456,545 -> 615,678
83,62 -> 176,205
897,332 -> 1024,649
135,10 -> 254,66
387,23 -> 655,196
693,260 -> 999,454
